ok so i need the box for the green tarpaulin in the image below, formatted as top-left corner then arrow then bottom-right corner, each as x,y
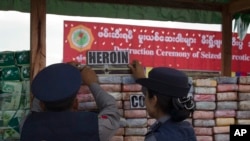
0,0 -> 231,24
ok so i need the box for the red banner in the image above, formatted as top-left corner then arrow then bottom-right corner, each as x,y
63,20 -> 250,73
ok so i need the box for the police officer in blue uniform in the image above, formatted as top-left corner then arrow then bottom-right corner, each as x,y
129,60 -> 197,141
20,63 -> 120,141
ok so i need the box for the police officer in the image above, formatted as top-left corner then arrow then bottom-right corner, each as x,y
128,60 -> 197,141
20,63 -> 120,141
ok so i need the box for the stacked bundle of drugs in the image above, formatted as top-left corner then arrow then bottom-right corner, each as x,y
77,84 -> 96,111
120,75 -> 146,141
75,70 -> 250,141
214,77 -> 238,141
77,75 -> 122,111
193,78 -> 217,141
0,50 -> 30,140
237,76 -> 250,125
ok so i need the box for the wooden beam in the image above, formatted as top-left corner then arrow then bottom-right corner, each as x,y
66,0 -> 223,12
221,4 -> 232,76
30,0 -> 46,104
30,0 -> 46,80
229,0 -> 250,14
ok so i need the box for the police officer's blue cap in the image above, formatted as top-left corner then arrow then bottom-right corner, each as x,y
136,67 -> 190,98
31,63 -> 82,102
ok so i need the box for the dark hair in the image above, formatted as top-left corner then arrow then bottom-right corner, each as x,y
147,89 -> 193,122
43,95 -> 76,112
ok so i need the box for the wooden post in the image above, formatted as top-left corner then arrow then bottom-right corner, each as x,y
30,0 -> 46,101
229,0 -> 250,14
221,4 -> 232,76
30,0 -> 46,79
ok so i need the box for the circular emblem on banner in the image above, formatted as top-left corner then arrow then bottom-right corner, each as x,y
72,29 -> 90,48
67,25 -> 94,52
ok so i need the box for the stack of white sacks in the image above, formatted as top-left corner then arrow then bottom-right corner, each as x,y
0,51 -> 30,140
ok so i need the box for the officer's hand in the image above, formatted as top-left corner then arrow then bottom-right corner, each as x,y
128,60 -> 146,79
67,61 -> 82,70
81,66 -> 98,86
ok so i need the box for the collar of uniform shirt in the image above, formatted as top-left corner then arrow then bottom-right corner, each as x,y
148,115 -> 170,132
158,115 -> 170,124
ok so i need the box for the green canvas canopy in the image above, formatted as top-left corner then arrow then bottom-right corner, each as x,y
0,0 -> 234,24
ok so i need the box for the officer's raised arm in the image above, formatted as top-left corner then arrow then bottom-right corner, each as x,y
80,65 -> 120,141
